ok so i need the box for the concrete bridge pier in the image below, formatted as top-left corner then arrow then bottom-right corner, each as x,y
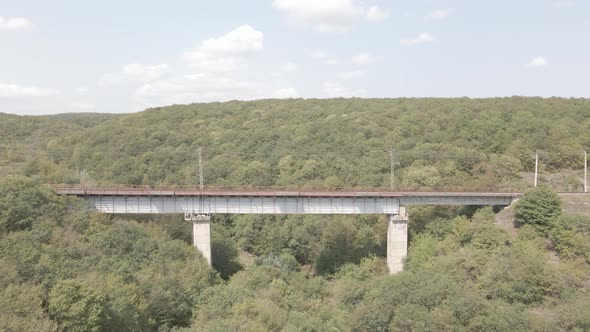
185,213 -> 212,267
387,206 -> 409,275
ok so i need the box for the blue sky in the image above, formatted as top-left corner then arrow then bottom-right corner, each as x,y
1,0 -> 588,115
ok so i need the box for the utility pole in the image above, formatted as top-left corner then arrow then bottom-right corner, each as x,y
584,150 -> 587,193
197,147 -> 204,190
195,146 -> 209,218
389,147 -> 395,190
534,150 -> 539,188
189,146 -> 211,267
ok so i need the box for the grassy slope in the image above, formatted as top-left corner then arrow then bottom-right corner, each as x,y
560,193 -> 590,216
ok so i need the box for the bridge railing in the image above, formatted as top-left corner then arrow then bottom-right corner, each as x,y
50,183 -> 522,195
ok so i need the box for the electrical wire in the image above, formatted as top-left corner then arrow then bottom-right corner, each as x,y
0,145 -> 587,160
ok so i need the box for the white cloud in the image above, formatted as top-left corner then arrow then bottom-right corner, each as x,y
338,70 -> 366,80
527,57 -> 548,67
351,53 -> 374,65
0,83 -> 58,98
184,25 -> 263,72
130,25 -> 265,107
274,87 -> 298,98
427,9 -> 452,20
322,81 -> 367,97
366,6 -> 389,22
0,17 -> 33,30
123,63 -> 169,81
400,33 -> 433,46
194,25 -> 262,55
273,0 -> 388,32
71,102 -> 96,110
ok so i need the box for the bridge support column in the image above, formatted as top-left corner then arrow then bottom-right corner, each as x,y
186,213 -> 212,267
387,206 -> 408,275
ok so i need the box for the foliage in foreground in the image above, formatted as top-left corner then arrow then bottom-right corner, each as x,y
1,97 -> 589,330
1,178 -> 589,331
515,186 -> 562,234
0,177 -> 218,331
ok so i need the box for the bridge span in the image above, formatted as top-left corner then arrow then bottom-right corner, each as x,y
53,186 -> 520,214
53,185 -> 521,274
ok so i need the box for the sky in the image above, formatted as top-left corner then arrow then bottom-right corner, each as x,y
1,0 -> 589,115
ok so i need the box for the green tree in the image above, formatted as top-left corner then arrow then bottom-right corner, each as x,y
401,166 -> 441,189
549,214 -> 590,260
0,283 -> 55,331
479,236 -> 563,305
254,252 -> 299,272
98,276 -> 151,332
388,303 -> 444,332
492,155 -> 522,182
467,301 -> 528,332
314,219 -> 356,274
211,224 -> 242,279
314,219 -> 379,274
0,176 -> 63,233
48,279 -> 109,332
234,161 -> 274,186
514,186 -> 561,234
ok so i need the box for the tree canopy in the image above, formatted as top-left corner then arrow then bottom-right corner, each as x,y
1,98 -> 589,331
2,97 -> 589,190
514,186 -> 562,233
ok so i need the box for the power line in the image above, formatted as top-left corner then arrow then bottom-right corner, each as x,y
1,145 -> 588,162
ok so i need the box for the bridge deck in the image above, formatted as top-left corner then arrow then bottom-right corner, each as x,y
52,186 -> 522,214
53,186 -> 521,198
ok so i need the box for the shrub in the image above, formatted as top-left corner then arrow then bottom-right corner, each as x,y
0,176 -> 64,233
48,279 -> 109,332
514,186 -> 561,234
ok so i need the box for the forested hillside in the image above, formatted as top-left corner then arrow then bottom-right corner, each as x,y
1,97 -> 589,331
2,97 -> 589,189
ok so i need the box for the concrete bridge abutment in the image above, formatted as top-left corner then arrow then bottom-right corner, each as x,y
186,208 -> 411,274
186,213 -> 212,267
387,206 -> 409,275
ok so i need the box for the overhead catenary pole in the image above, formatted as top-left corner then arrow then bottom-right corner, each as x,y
534,150 -> 539,188
585,150 -> 587,193
198,147 -> 204,190
389,147 -> 395,190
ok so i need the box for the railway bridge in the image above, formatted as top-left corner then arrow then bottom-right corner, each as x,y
53,185 -> 521,274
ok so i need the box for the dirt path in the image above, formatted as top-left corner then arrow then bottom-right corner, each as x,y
495,205 -> 518,238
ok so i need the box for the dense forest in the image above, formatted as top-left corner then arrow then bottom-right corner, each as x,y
2,97 -> 589,189
0,97 -> 589,331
